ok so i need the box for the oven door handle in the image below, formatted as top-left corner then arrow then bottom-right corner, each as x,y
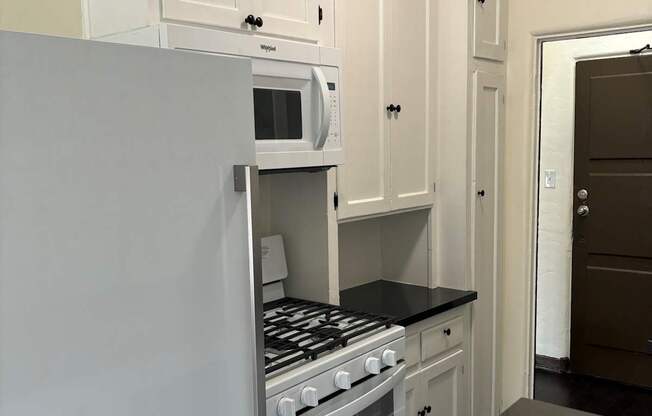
312,67 -> 331,150
303,363 -> 406,416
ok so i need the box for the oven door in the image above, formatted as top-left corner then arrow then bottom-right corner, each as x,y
303,364 -> 406,416
252,58 -> 333,169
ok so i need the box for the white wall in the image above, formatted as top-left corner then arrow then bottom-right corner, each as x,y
503,0 -> 652,410
536,30 -> 652,361
0,0 -> 82,37
339,209 -> 431,290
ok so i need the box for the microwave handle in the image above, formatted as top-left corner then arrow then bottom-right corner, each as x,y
312,67 -> 331,150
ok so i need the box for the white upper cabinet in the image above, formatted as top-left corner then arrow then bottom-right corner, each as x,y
334,0 -> 391,219
253,0 -> 320,41
162,0 -> 321,41
388,0 -> 433,211
335,0 -> 434,220
473,0 -> 507,61
161,0 -> 253,32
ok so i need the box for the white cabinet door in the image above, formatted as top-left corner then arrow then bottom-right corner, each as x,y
161,0 -> 254,31
473,0 -> 507,61
335,0 -> 391,219
471,71 -> 504,416
253,0 -> 320,41
421,350 -> 466,416
405,370 -> 423,416
387,0 -> 434,211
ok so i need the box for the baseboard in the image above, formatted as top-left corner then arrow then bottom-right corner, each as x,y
535,355 -> 571,373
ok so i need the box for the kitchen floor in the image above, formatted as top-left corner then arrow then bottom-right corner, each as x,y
534,369 -> 652,416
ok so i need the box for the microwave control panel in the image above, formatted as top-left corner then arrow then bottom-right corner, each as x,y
326,81 -> 341,148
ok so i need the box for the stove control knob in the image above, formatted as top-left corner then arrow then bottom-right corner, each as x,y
365,356 -> 382,375
382,349 -> 398,367
277,397 -> 296,416
300,386 -> 319,407
334,370 -> 352,390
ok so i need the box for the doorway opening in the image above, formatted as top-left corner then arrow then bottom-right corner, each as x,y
533,29 -> 652,416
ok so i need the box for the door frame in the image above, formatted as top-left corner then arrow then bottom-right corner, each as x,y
527,24 -> 652,398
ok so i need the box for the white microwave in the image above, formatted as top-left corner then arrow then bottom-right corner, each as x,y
162,24 -> 344,170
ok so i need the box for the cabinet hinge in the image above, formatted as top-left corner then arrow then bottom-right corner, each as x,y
318,6 -> 323,24
334,191 -> 339,210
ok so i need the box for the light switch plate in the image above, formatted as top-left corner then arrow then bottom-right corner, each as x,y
544,169 -> 557,189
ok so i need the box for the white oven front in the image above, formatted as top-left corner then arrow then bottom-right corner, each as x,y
302,364 -> 406,416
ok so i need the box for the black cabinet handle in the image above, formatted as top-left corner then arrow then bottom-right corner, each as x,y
443,328 -> 451,336
477,189 -> 486,197
387,104 -> 402,113
245,15 -> 264,27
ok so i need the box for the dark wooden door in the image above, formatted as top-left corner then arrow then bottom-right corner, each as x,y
571,55 -> 652,387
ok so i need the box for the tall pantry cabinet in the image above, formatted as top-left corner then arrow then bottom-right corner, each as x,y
470,1 -> 507,416
334,0 -> 436,220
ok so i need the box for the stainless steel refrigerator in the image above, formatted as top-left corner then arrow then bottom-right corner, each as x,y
0,31 -> 264,415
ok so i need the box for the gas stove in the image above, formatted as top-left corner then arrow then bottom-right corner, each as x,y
264,298 -> 406,416
262,235 -> 406,416
264,298 -> 395,377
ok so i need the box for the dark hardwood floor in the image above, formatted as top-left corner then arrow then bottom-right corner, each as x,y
534,369 -> 652,416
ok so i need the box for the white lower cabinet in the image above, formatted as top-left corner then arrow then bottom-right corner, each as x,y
404,307 -> 470,416
421,351 -> 465,416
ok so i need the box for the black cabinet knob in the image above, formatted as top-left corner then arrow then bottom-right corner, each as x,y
395,104 -> 402,113
255,16 -> 264,27
478,0 -> 486,4
387,104 -> 396,112
477,189 -> 486,197
418,411 -> 425,416
425,405 -> 432,413
443,328 -> 451,336
244,14 -> 256,25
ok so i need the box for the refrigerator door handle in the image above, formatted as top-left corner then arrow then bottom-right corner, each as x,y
234,165 -> 265,415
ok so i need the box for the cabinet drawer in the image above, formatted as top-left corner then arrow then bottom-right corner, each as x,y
421,317 -> 463,362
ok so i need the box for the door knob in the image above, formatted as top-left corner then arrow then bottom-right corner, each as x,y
577,205 -> 589,217
387,104 -> 396,112
577,189 -> 588,200
244,14 -> 256,25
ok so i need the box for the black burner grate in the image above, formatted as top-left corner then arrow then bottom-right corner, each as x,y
263,298 -> 395,375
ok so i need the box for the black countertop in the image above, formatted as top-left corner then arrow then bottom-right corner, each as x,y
339,280 -> 477,327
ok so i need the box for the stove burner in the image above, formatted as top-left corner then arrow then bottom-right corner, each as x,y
263,298 -> 395,375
